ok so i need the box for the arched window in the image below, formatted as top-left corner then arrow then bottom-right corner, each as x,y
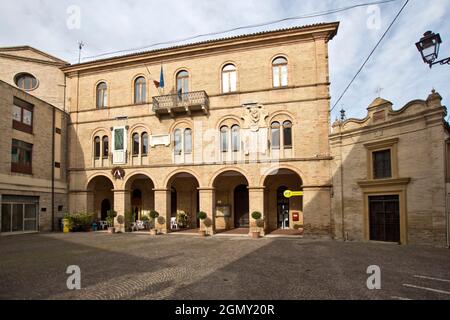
222,64 -> 237,93
134,76 -> 146,104
102,136 -> 109,158
231,125 -> 240,152
220,126 -> 229,152
271,121 -> 280,149
94,136 -> 100,158
132,133 -> 139,155
141,132 -> 148,155
283,120 -> 292,149
174,129 -> 182,155
176,70 -> 189,94
184,128 -> 192,154
96,82 -> 108,108
14,73 -> 38,90
272,57 -> 288,88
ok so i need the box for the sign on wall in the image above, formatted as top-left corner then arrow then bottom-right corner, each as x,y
150,134 -> 170,147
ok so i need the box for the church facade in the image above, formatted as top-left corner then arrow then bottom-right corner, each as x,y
0,22 -> 449,246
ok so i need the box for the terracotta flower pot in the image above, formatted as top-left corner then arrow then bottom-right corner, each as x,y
251,231 -> 260,239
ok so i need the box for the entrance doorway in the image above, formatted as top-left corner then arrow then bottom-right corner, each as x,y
100,199 -> 111,220
234,184 -> 249,228
131,189 -> 142,221
369,195 -> 400,242
277,186 -> 289,229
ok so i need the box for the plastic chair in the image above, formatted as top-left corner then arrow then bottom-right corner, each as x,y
170,217 -> 178,230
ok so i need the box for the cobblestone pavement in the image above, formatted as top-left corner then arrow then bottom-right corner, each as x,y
0,232 -> 449,300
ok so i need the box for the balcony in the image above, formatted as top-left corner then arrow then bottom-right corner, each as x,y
152,90 -> 209,118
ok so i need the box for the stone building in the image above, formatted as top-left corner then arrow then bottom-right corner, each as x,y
63,22 -> 338,235
0,80 -> 68,233
0,21 -> 448,246
330,92 -> 449,246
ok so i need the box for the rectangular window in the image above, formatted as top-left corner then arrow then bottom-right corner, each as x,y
11,139 -> 33,174
12,97 -> 33,133
280,65 -> 288,87
373,149 -> 392,179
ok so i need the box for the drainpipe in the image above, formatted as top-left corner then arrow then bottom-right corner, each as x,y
51,107 -> 55,232
339,128 -> 346,240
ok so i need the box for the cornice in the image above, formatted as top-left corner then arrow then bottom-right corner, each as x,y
61,22 -> 339,74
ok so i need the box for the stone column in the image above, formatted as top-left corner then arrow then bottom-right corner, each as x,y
113,189 -> 131,233
153,188 -> 171,233
198,187 -> 215,235
248,186 -> 266,236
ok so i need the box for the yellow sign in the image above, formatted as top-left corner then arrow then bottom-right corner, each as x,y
283,190 -> 303,198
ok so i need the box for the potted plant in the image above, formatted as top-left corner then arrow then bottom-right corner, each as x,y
197,211 -> 207,236
141,215 -> 149,230
250,211 -> 263,238
106,209 -> 117,234
125,211 -> 135,232
149,210 -> 159,235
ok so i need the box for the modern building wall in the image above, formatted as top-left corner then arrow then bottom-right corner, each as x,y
0,80 -> 68,233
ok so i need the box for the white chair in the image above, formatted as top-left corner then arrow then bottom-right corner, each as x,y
136,220 -> 145,231
99,220 -> 108,230
170,217 -> 178,230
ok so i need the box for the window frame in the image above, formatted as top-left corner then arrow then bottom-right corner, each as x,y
141,132 -> 149,156
96,82 -> 108,109
282,120 -> 292,149
12,97 -> 33,134
176,70 -> 189,94
93,136 -> 101,159
221,64 -> 237,94
134,76 -> 147,104
364,138 -> 399,180
272,56 -> 288,88
220,126 -> 229,153
271,121 -> 281,150
102,136 -> 109,159
14,73 -> 38,91
11,139 -> 33,175
231,124 -> 240,152
132,133 -> 140,156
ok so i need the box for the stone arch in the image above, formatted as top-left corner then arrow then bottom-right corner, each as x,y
216,115 -> 243,129
86,173 -> 115,190
164,168 -> 202,188
268,110 -> 296,125
209,167 -> 252,187
124,171 -> 157,190
259,165 -> 305,187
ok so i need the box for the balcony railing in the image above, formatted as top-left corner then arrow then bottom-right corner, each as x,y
152,90 -> 209,117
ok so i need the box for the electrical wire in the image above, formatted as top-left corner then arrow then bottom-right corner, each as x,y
330,0 -> 410,112
83,0 -> 400,61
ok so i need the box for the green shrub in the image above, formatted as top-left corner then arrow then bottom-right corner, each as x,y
141,215 -> 149,222
197,211 -> 207,220
251,211 -> 262,220
176,210 -> 188,228
106,210 -> 117,227
66,212 -> 94,232
149,210 -> 159,219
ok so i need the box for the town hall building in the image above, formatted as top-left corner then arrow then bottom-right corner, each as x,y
0,22 -> 449,247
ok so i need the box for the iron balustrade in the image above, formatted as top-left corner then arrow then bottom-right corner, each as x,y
152,90 -> 209,114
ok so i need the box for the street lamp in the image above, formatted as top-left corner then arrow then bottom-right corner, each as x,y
416,31 -> 450,68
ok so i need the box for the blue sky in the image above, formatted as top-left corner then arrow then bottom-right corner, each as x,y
1,0 -> 448,120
